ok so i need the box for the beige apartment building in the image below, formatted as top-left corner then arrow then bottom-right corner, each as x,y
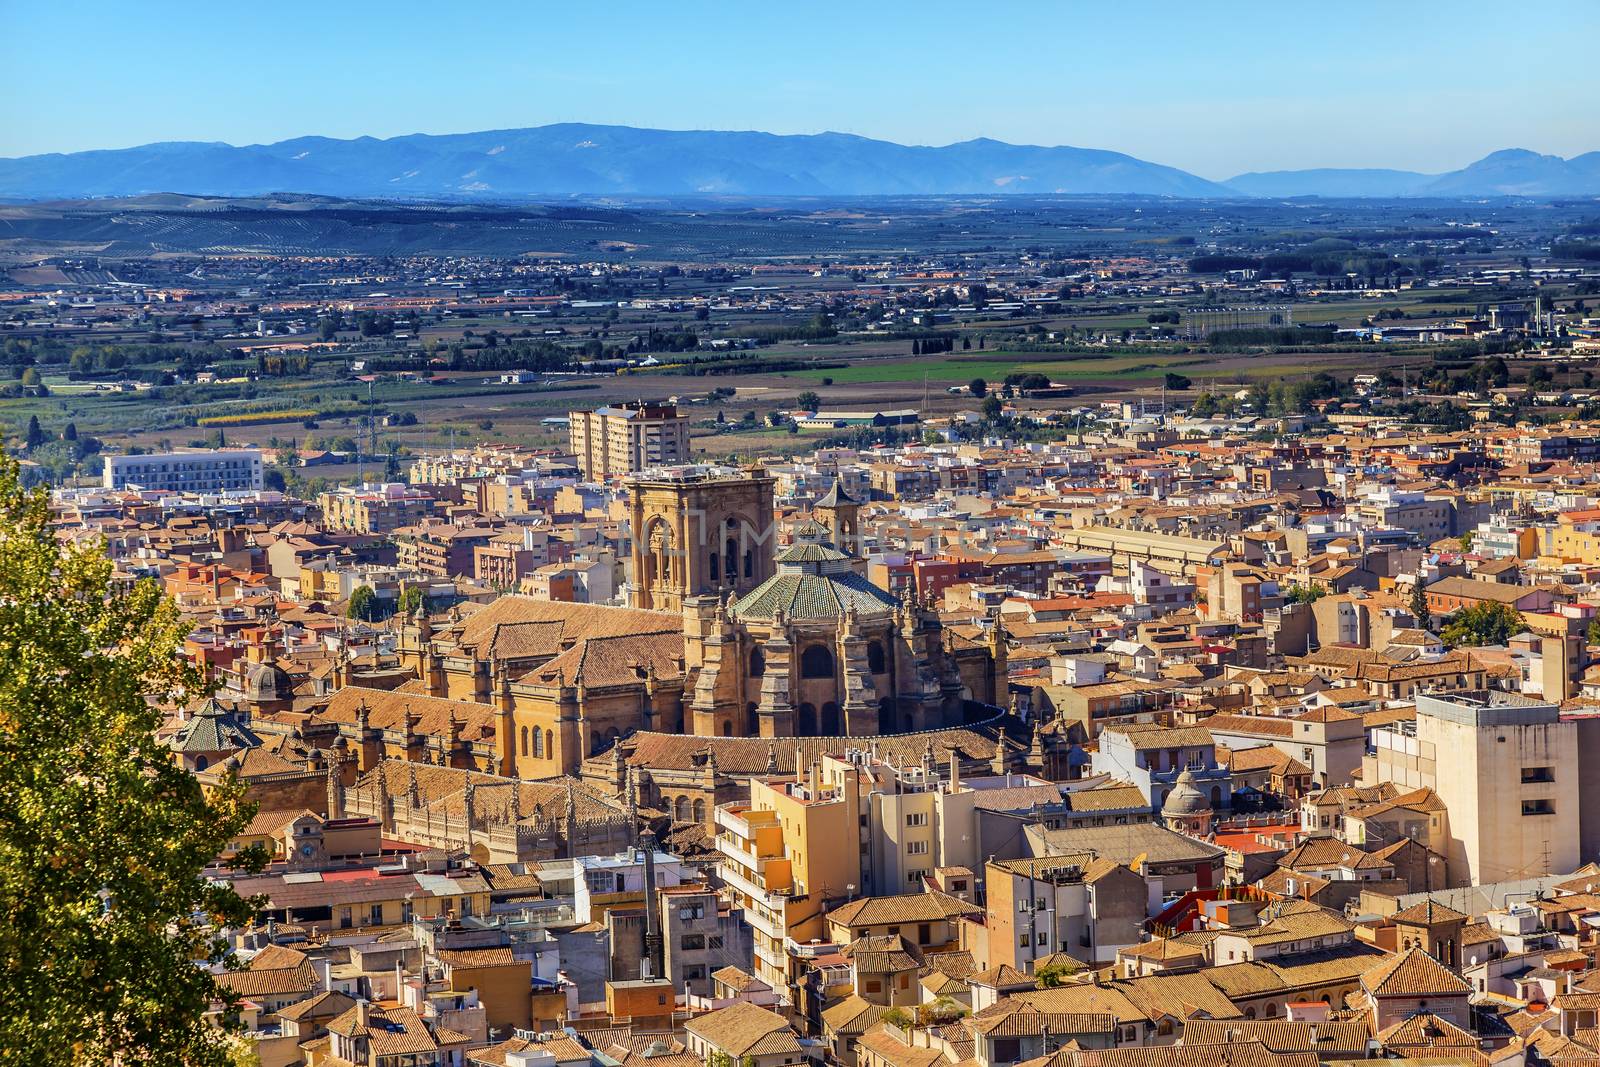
713,763 -> 862,1003
1365,690 -> 1592,886
569,402 -> 690,480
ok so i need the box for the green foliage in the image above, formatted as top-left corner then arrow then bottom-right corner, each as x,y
1409,582 -> 1431,631
397,586 -> 426,617
968,377 -> 988,398
982,395 -> 1005,421
1034,959 -> 1082,987
882,1007 -> 915,1030
795,391 -> 822,412
1284,584 -> 1325,605
1163,372 -> 1192,391
0,450 -> 260,1064
1587,619 -> 1600,647
1439,601 -> 1525,648
348,585 -> 379,621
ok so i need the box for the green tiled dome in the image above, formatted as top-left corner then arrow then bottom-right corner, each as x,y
733,571 -> 898,621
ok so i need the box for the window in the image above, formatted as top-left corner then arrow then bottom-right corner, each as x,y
679,903 -> 706,920
708,935 -> 723,949
907,840 -> 929,855
1521,766 -> 1555,784
681,934 -> 706,950
905,812 -> 928,827
800,644 -> 835,679
919,923 -> 931,943
1523,799 -> 1556,816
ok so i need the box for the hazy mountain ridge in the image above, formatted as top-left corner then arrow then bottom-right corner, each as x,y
1226,149 -> 1600,198
0,124 -> 1596,200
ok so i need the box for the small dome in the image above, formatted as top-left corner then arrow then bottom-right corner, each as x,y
1162,769 -> 1212,817
245,661 -> 294,704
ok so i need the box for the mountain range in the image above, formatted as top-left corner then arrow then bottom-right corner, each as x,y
1,124 -> 1597,201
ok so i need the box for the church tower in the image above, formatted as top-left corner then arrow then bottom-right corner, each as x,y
627,466 -> 777,613
813,477 -> 861,554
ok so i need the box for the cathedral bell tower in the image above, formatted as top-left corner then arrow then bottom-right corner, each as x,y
627,466 -> 777,613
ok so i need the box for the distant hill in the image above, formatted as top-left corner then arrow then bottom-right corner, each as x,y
1224,168 -> 1435,198
1228,148 -> 1600,198
0,123 -> 1233,200
2,126 -> 1595,201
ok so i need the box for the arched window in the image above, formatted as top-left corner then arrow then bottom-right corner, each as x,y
798,703 -> 818,735
800,644 -> 835,680
867,640 -> 886,674
1264,1003 -> 1278,1019
746,702 -> 759,734
675,796 -> 690,822
693,798 -> 706,823
721,721 -> 733,737
545,729 -> 554,759
709,551 -> 719,581
520,726 -> 529,757
194,755 -> 208,771
743,548 -> 753,579
725,535 -> 738,584
749,647 -> 766,677
533,728 -> 544,758
1210,785 -> 1223,808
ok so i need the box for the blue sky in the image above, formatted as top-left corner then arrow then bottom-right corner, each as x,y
2,1 -> 1596,178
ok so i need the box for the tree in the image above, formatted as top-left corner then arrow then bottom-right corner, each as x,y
982,395 -> 1005,422
348,585 -> 379,621
795,391 -> 821,412
1439,601 -> 1525,648
62,421 -> 77,442
968,378 -> 988,398
0,450 -> 260,1065
1587,618 -> 1600,648
397,586 -> 426,617
1409,582 -> 1431,631
24,414 -> 44,451
1163,372 -> 1192,391
1034,959 -> 1082,988
1284,584 -> 1325,605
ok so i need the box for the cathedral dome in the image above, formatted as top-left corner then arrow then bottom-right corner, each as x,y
732,543 -> 898,622
1162,768 -> 1212,818
245,661 -> 295,704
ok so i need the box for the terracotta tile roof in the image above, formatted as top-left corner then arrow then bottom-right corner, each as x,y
1058,1039 -> 1318,1067
821,994 -> 886,1036
1390,899 -> 1469,926
215,945 -> 317,999
1361,946 -> 1473,997
327,1003 -> 439,1056
319,685 -> 497,745
1182,1019 -> 1368,1055
684,1001 -> 799,1057
1378,1011 -> 1478,1050
828,890 -> 981,929
524,630 -> 684,688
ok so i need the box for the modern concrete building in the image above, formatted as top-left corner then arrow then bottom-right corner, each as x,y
1375,691 -> 1582,887
103,448 -> 263,492
713,763 -> 862,1003
569,402 -> 690,481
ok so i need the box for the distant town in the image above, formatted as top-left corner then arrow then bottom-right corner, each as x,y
10,157 -> 1600,1067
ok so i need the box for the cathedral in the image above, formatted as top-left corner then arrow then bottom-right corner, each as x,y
387,465 -> 1006,779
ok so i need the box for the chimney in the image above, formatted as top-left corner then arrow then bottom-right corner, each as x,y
640,829 -> 664,980
949,749 -> 961,793
355,999 -> 370,1029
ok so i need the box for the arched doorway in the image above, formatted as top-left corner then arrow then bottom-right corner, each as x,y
867,640 -> 886,674
749,647 -> 765,677
878,697 -> 896,734
746,702 -> 759,734
797,703 -> 818,735
1210,785 -> 1223,807
820,702 -> 841,735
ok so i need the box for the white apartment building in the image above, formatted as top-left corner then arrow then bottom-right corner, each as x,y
103,449 -> 264,492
